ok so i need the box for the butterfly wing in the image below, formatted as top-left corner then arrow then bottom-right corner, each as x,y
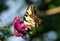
23,4 -> 42,27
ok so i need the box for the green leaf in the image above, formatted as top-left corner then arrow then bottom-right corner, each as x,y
48,4 -> 56,9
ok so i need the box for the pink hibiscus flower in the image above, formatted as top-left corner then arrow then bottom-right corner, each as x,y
14,16 -> 28,39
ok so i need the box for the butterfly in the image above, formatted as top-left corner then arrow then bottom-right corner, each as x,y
23,4 -> 42,28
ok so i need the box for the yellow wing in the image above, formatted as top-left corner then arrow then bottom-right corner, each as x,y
23,4 -> 42,27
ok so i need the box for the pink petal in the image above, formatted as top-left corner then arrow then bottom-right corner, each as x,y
14,16 -> 28,39
14,28 -> 19,37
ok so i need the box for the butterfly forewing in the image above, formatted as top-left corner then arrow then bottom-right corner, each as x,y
23,4 -> 42,27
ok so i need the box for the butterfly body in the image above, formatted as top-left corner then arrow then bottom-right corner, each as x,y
23,4 -> 42,27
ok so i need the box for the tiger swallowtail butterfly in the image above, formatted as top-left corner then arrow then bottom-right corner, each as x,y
23,4 -> 42,28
